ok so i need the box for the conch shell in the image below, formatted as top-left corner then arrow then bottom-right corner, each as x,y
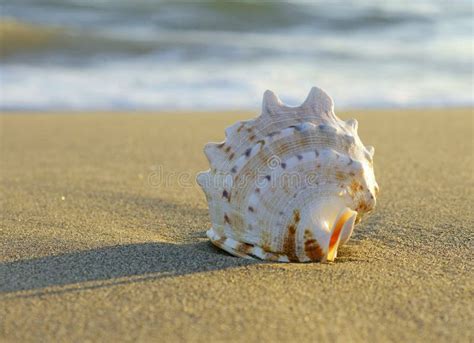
197,87 -> 378,262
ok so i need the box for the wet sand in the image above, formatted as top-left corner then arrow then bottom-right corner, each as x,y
0,109 -> 472,342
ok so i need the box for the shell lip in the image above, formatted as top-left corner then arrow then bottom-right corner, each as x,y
325,208 -> 358,262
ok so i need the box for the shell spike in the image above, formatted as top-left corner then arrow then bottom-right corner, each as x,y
366,145 -> 375,157
196,171 -> 210,192
262,89 -> 283,115
301,86 -> 334,113
204,142 -> 222,164
346,118 -> 358,131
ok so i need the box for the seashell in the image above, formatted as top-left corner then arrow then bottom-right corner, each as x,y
197,87 -> 378,262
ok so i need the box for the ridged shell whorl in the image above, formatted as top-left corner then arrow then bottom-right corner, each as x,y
197,87 -> 378,262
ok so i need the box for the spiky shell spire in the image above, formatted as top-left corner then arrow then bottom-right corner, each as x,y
197,87 -> 378,262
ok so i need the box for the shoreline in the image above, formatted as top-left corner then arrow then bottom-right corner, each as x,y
1,105 -> 472,115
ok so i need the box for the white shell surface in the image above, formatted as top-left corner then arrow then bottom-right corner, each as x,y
197,87 -> 378,262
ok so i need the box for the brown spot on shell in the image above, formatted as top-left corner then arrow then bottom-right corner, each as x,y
237,123 -> 245,132
283,224 -> 298,262
335,171 -> 346,181
282,209 -> 301,262
255,188 -> 260,193
293,209 -> 301,223
236,242 -> 253,255
357,201 -> 369,212
230,166 -> 237,173
350,180 -> 361,194
265,253 -> 280,262
226,212 -> 245,235
225,146 -> 231,153
260,231 -> 272,252
217,142 -> 225,149
249,134 -> 256,141
212,236 -> 226,248
304,229 -> 324,261
229,152 -> 235,160
248,206 -> 254,212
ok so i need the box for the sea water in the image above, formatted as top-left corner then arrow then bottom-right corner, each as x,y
1,0 -> 472,110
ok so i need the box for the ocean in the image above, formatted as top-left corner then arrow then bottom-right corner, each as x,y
1,0 -> 472,110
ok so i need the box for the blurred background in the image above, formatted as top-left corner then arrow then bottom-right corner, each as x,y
0,0 -> 472,110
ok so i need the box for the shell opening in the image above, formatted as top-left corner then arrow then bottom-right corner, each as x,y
326,208 -> 357,262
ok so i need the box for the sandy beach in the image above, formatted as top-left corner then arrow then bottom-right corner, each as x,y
0,108 -> 472,342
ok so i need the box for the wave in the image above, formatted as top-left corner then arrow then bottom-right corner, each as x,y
3,17 -> 471,70
0,19 -> 61,58
3,0 -> 460,33
0,19 -> 159,60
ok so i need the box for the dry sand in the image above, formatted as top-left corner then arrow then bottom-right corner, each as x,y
0,109 -> 473,342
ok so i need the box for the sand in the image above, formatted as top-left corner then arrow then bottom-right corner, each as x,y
0,109 -> 472,342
